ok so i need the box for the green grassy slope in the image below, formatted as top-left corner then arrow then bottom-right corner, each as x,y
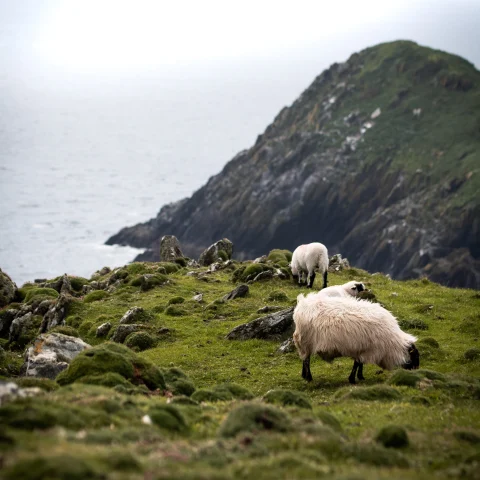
1,256 -> 479,479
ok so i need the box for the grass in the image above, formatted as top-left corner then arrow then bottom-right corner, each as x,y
0,258 -> 479,479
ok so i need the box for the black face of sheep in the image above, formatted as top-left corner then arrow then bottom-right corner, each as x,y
354,283 -> 365,293
402,344 -> 420,370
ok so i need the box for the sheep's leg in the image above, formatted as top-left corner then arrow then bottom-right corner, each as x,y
323,271 -> 328,289
302,356 -> 313,382
348,360 -> 361,384
307,272 -> 316,289
357,362 -> 365,381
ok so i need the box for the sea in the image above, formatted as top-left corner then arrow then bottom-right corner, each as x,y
0,59 -> 321,286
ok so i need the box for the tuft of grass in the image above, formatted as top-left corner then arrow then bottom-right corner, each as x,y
335,385 -> 402,401
83,291 -> 109,303
263,389 -> 312,409
375,425 -> 410,448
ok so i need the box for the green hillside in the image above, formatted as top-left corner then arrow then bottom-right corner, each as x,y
1,253 -> 479,479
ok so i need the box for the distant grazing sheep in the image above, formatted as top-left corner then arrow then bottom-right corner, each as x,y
290,242 -> 328,289
293,294 -> 419,384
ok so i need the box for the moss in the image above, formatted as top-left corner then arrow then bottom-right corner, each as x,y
416,369 -> 446,381
218,403 -> 291,438
231,265 -> 247,283
336,385 -> 402,401
316,411 -> 343,432
125,331 -> 156,351
344,443 -> 409,467
157,262 -> 181,274
49,325 -> 79,337
14,377 -> 59,391
77,372 -> 133,388
191,383 -> 253,402
69,277 -> 89,292
398,318 -> 429,330
453,430 -> 480,444
266,290 -> 289,302
162,367 -> 188,383
24,288 -> 59,303
168,296 -> 185,305
263,389 -> 312,409
464,347 -> 480,361
3,454 -> 104,480
125,262 -> 151,275
267,249 -> 292,263
218,383 -> 254,400
388,369 -> 422,387
141,274 -> 169,291
149,404 -> 189,433
170,395 -> 199,406
240,263 -> 272,282
78,321 -> 94,336
83,290 -> 109,303
375,425 -> 410,448
409,395 -> 432,406
165,305 -> 186,316
56,342 -> 165,391
217,250 -> 229,261
167,378 -> 196,396
174,257 -> 188,267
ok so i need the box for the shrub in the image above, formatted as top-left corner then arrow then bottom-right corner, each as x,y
375,425 -> 410,448
218,403 -> 291,438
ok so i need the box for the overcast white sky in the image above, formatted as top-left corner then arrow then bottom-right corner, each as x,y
1,0 -> 479,79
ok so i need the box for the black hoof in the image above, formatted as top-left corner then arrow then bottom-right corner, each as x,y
348,377 -> 356,385
357,375 -> 365,381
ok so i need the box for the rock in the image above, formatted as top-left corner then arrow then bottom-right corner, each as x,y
223,284 -> 249,301
257,305 -> 282,314
252,270 -> 274,282
160,235 -> 184,262
60,274 -> 73,295
187,259 -> 200,268
328,254 -> 350,272
371,107 -> 381,119
277,337 -> 296,353
192,293 -> 203,302
96,322 -> 112,337
253,255 -> 268,263
119,307 -> 149,324
0,381 -> 43,406
9,312 -> 33,343
111,324 -> 143,343
33,299 -> 55,316
198,238 -> 234,266
21,333 -> 91,379
40,294 -> 73,333
226,307 -> 295,341
0,309 -> 17,338
0,268 -> 16,308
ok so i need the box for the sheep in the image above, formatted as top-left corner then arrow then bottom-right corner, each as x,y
316,280 -> 365,298
293,294 -> 420,384
290,242 -> 329,289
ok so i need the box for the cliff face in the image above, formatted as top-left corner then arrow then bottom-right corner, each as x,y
107,41 -> 480,289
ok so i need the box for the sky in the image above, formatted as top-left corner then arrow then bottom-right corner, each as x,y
1,0 -> 479,90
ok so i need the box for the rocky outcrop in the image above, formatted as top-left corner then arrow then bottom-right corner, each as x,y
226,307 -> 294,341
223,285 -> 249,301
106,41 -> 480,289
21,333 -> 90,379
0,268 -> 16,308
198,238 -> 234,266
40,294 -> 73,333
160,235 -> 184,262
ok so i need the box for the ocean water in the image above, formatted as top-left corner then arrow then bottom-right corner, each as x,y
0,66 -> 311,286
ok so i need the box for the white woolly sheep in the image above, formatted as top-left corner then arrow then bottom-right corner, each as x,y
316,280 -> 365,298
290,242 -> 329,289
293,295 -> 420,384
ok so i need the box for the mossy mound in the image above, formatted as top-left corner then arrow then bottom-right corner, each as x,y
266,290 -> 289,302
56,342 -> 165,391
167,296 -> 185,305
417,337 -> 440,348
124,331 -> 156,351
24,288 -> 59,303
49,325 -> 79,337
130,273 -> 169,291
263,389 -> 312,409
236,263 -> 273,282
165,305 -> 186,316
335,385 -> 402,401
148,404 -> 189,433
69,277 -> 89,292
162,367 -> 196,396
77,372 -> 134,388
174,257 -> 188,267
453,430 -> 480,444
125,262 -> 152,275
267,249 -> 292,266
316,411 -> 343,432
191,383 -> 254,403
388,369 -> 422,387
2,454 -> 105,480
375,425 -> 410,448
218,403 -> 291,438
344,443 -> 409,468
170,395 -> 199,406
14,377 -> 59,391
416,369 -> 446,382
398,318 -> 429,330
84,290 -> 109,303
464,347 -> 480,361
